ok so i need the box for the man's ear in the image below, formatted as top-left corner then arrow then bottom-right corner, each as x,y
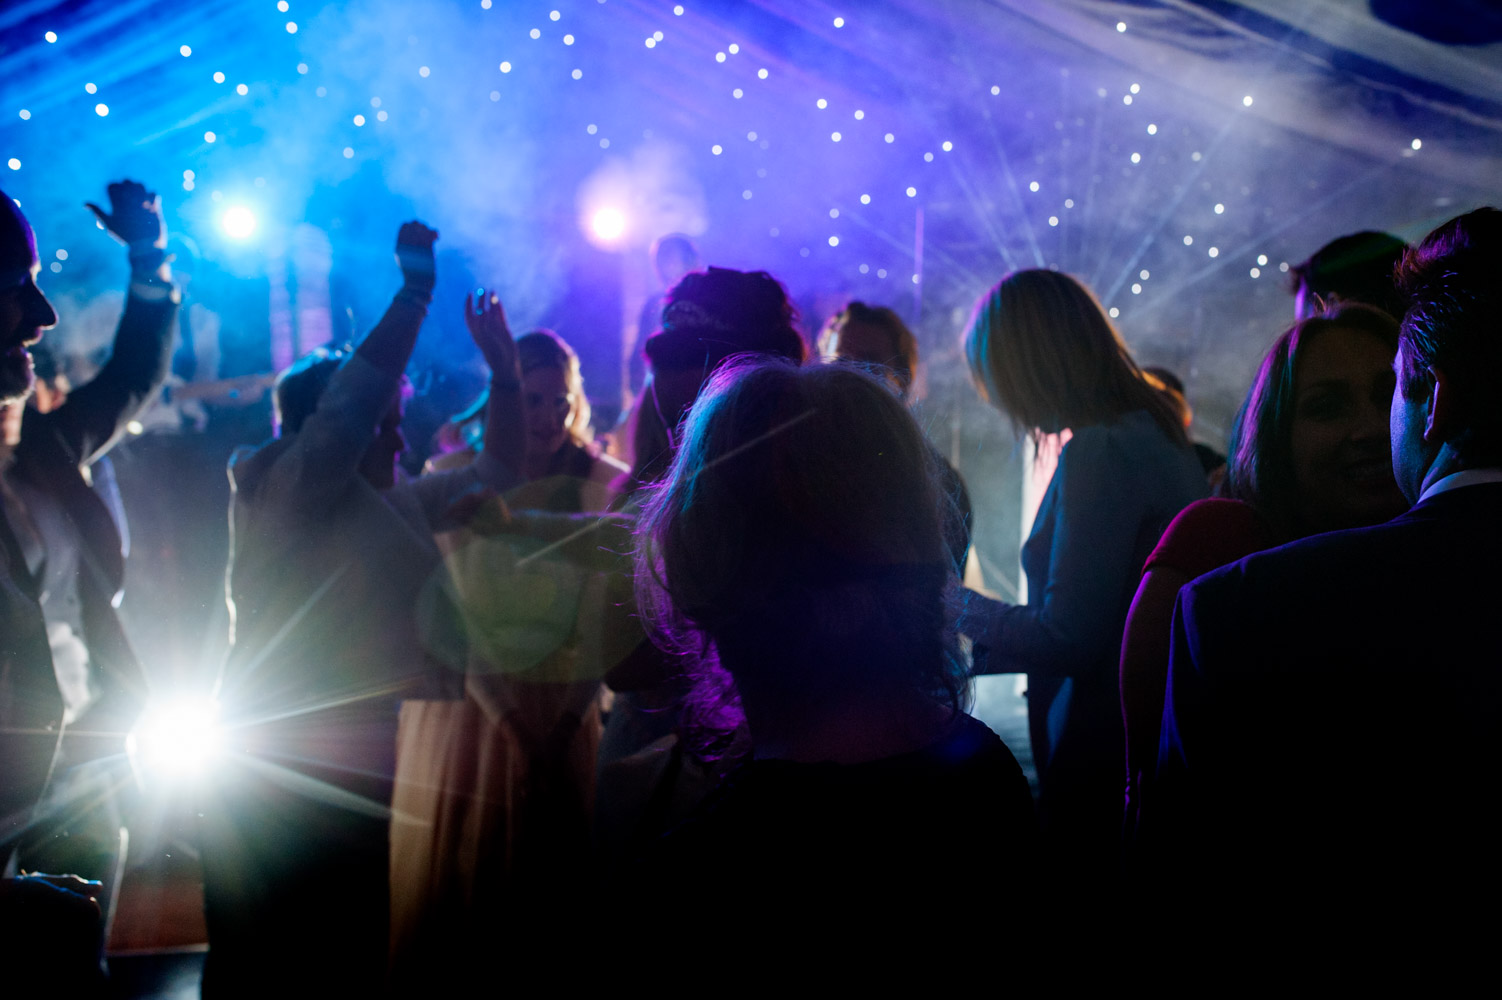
1423,366 -> 1452,445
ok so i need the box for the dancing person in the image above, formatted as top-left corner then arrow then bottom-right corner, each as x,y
820,300 -> 977,576
1120,305 -> 1407,833
1289,230 -> 1409,321
958,269 -> 1206,891
429,328 -> 627,507
389,325 -> 626,985
468,267 -> 808,858
4,183 -> 177,902
201,222 -> 524,998
1148,207 -> 1502,945
630,357 -> 1035,933
0,183 -> 175,995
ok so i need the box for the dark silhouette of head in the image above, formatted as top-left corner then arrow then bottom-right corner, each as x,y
637,358 -> 966,743
642,266 -> 806,453
1390,206 -> 1502,499
273,347 -> 346,436
1289,231 -> 1410,321
274,345 -> 409,489
0,192 -> 60,404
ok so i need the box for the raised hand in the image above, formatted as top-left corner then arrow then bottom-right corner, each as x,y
395,220 -> 439,294
85,180 -> 166,250
464,288 -> 521,384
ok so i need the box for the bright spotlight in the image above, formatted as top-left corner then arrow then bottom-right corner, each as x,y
590,207 -> 625,242
221,205 -> 257,239
127,696 -> 224,783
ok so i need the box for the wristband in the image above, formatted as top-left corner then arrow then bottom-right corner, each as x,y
394,284 -> 433,308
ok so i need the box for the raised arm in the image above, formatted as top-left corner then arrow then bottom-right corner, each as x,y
398,289 -> 529,529
463,289 -> 525,489
253,221 -> 438,513
354,221 -> 438,379
34,181 -> 177,466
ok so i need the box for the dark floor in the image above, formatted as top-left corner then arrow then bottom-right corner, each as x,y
109,950 -> 205,1000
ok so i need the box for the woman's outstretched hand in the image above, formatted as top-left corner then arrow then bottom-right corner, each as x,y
464,289 -> 521,384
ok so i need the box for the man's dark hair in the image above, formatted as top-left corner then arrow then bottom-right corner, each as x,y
273,347 -> 347,435
1393,207 -> 1502,463
1289,231 -> 1409,319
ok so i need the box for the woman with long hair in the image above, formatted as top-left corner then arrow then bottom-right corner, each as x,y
631,357 -> 1034,925
430,326 -> 626,505
1120,304 -> 1406,832
960,269 -> 1207,885
390,309 -> 626,985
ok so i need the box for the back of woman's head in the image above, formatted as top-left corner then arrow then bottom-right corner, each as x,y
637,358 -> 965,715
965,269 -> 1185,445
1221,303 -> 1400,535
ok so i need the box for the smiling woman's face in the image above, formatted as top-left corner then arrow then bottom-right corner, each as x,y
1290,324 -> 1409,532
522,365 -> 575,460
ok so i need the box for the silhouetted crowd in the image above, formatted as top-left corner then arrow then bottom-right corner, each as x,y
2,180 -> 1498,992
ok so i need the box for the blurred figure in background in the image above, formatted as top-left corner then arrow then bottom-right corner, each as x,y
819,300 -> 977,577
1289,230 -> 1409,321
818,300 -> 921,399
628,233 -> 702,400
1141,365 -> 1227,484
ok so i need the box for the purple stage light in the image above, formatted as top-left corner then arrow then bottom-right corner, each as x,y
591,208 -> 625,242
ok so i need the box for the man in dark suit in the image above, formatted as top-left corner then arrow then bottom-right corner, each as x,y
4,182 -> 177,888
0,188 -> 65,879
1146,207 -> 1502,938
0,181 -> 173,995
